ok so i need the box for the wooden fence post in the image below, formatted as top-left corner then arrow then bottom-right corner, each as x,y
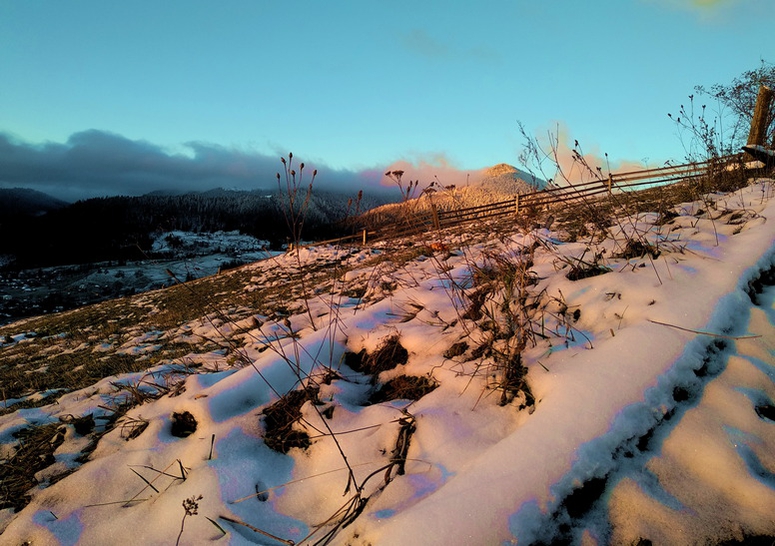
362,229 -> 367,245
747,84 -> 773,147
514,194 -> 520,216
607,174 -> 613,194
430,202 -> 441,231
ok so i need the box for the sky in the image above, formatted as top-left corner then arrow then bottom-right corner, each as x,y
0,0 -> 773,201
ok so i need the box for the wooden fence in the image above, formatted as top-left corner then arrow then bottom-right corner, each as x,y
310,153 -> 759,247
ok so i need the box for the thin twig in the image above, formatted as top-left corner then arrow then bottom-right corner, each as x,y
218,515 -> 295,545
648,319 -> 761,340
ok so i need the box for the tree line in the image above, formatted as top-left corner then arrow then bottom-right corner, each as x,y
0,189 -> 387,269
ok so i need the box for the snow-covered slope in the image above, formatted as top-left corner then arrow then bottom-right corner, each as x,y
473,162 -> 542,194
1,179 -> 775,545
361,163 -> 541,229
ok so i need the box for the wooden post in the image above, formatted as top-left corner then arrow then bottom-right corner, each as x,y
362,229 -> 367,245
607,174 -> 614,194
747,84 -> 773,146
514,194 -> 520,216
430,202 -> 441,231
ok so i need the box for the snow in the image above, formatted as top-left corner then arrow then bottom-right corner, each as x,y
2,180 -> 775,544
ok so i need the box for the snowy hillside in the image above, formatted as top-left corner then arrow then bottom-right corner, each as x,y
1,178 -> 775,545
473,162 -> 542,194
361,163 -> 541,230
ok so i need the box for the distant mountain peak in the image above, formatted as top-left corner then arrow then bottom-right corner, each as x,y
482,163 -> 520,178
473,163 -> 542,194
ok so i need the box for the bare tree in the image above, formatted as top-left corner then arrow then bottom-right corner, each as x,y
693,59 -> 775,151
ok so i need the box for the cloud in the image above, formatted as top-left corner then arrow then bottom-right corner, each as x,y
401,29 -> 450,59
644,0 -> 742,17
0,130 -> 384,202
381,152 -> 478,195
400,28 -> 500,63
521,122 -> 655,185
690,0 -> 735,7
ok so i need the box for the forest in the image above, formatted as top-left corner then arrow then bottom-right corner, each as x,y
0,188 -> 386,268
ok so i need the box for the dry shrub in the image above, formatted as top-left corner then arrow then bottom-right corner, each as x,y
121,416 -> 150,440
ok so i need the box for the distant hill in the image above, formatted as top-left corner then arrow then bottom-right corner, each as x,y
0,188 -> 69,217
0,187 -> 393,268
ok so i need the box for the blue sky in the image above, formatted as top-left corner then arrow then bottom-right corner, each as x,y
0,0 -> 772,200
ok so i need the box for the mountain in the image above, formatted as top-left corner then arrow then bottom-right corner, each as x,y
358,163 -> 545,229
472,163 -> 544,194
0,188 -> 69,217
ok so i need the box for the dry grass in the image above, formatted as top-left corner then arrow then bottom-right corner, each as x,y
0,423 -> 67,511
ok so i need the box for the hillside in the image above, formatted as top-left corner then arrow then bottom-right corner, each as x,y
474,162 -> 543,194
0,188 -> 68,217
0,188 -> 390,269
360,162 -> 542,231
1,175 -> 775,544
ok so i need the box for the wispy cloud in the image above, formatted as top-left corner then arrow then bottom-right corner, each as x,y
381,152 -> 478,195
0,131 -> 383,202
520,122 -> 656,186
400,28 -> 500,63
690,0 -> 735,7
401,29 -> 450,59
645,0 -> 743,19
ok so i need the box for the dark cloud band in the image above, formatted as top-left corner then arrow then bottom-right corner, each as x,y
0,130 -> 384,202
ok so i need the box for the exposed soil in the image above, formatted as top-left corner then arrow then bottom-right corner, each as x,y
369,375 -> 438,404
262,386 -> 319,454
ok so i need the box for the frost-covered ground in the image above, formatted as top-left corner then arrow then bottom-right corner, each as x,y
2,181 -> 775,545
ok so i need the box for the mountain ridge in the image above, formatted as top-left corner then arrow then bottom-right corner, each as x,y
0,188 -> 69,217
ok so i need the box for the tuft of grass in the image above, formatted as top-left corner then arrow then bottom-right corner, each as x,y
119,415 -> 150,440
0,423 -> 67,512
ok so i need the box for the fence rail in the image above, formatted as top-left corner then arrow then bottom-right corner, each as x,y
312,153 -> 759,247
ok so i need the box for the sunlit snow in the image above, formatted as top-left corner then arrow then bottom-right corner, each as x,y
2,180 -> 775,545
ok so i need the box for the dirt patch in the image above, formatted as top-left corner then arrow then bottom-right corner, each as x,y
345,334 -> 408,376
755,404 -> 775,422
463,289 -> 488,321
262,386 -> 319,453
443,341 -> 469,359
615,239 -> 660,260
499,352 -> 535,410
566,263 -> 610,281
170,411 -> 197,438
369,375 -> 438,404
343,348 -> 367,372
